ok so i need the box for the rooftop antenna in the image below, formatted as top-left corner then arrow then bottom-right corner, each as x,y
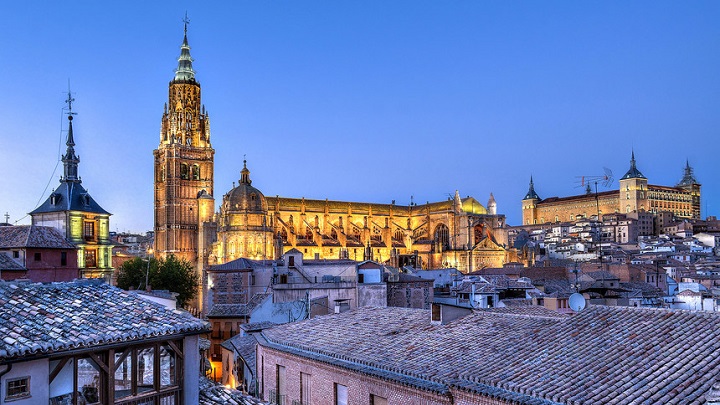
574,168 -> 614,269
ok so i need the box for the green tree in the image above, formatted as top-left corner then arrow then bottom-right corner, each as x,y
116,255 -> 198,308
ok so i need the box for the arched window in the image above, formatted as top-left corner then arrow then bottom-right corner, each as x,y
434,224 -> 450,251
473,224 -> 484,245
330,229 -> 338,240
280,228 -> 288,242
394,229 -> 404,241
180,163 -> 189,180
191,165 -> 200,180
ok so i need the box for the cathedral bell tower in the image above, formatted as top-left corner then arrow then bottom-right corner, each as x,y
154,17 -> 215,266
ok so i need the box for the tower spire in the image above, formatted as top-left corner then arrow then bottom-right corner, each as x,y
621,150 -> 646,180
62,87 -> 80,183
174,13 -> 196,82
524,176 -> 540,200
677,158 -> 699,187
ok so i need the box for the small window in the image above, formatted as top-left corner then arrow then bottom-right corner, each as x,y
191,164 -> 200,180
334,383 -> 348,405
85,250 -> 97,268
84,221 -> 95,241
300,372 -> 311,405
6,376 -> 30,400
370,394 -> 388,405
34,252 -> 41,262
61,251 -> 67,266
180,163 -> 189,180
12,251 -> 19,259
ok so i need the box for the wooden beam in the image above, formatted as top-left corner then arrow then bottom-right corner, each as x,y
87,352 -> 109,374
167,340 -> 183,359
113,349 -> 130,372
49,357 -> 71,384
107,349 -> 115,405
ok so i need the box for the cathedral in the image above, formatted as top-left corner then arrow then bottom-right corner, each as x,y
153,23 -> 513,281
522,152 -> 701,226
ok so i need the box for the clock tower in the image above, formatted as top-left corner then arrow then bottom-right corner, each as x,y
153,18 -> 215,267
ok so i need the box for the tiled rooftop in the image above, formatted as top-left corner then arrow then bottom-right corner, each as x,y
207,293 -> 270,318
261,305 -> 720,404
222,334 -> 258,376
0,225 -> 75,249
199,377 -> 265,405
0,253 -> 25,271
0,280 -> 209,360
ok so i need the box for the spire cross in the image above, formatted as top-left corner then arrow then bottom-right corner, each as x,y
65,84 -> 77,117
3,212 -> 9,223
183,12 -> 190,33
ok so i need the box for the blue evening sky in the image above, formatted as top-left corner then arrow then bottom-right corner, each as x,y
2,1 -> 719,232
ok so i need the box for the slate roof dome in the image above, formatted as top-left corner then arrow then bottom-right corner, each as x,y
225,161 -> 267,213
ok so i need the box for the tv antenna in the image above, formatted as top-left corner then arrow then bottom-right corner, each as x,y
574,168 -> 614,270
575,167 -> 614,191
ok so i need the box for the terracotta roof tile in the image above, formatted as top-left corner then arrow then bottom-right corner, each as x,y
0,225 -> 75,249
260,305 -> 720,404
0,280 -> 209,360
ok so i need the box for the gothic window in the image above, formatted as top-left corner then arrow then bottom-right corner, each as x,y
331,229 -> 338,240
305,227 -> 313,242
180,163 -> 189,180
434,224 -> 450,251
394,229 -> 404,241
192,165 -> 200,180
280,228 -> 288,242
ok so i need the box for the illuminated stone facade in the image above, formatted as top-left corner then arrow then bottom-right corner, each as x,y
522,153 -> 701,226
153,22 -> 215,267
209,162 -> 511,272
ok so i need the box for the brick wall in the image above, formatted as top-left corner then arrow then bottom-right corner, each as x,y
257,345 -> 517,405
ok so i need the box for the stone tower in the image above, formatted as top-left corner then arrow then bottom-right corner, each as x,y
154,19 -> 215,266
618,151 -> 648,214
31,93 -> 114,282
521,176 -> 540,225
676,159 -> 701,219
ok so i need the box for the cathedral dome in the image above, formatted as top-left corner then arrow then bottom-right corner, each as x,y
224,161 -> 267,214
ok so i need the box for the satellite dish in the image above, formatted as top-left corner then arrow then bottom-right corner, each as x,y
569,293 -> 587,312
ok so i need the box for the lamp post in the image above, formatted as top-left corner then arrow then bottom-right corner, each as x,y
145,248 -> 154,292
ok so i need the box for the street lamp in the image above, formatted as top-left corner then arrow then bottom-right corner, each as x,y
145,248 -> 154,292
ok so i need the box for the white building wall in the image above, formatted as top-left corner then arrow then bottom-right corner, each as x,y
0,358 -> 49,405
183,335 -> 200,405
